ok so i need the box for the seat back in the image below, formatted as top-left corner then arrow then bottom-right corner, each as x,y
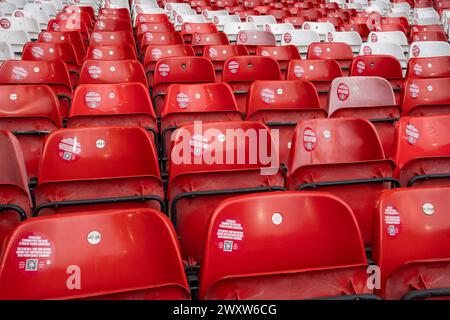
191,32 -> 229,55
401,77 -> 450,116
307,42 -> 354,74
0,17 -> 40,40
168,121 -> 284,262
0,208 -> 190,300
79,60 -> 147,87
391,115 -> 450,186
153,56 -> 216,115
90,31 -> 136,49
286,59 -> 343,108
326,31 -> 362,53
38,31 -> 86,62
360,42 -> 406,67
140,31 -> 184,56
302,21 -> 336,40
94,19 -> 133,33
222,56 -> 281,113
68,83 -> 156,132
181,22 -> 218,42
280,30 -> 320,55
406,56 -> 450,79
86,44 -> 137,61
373,186 -> 450,299
235,30 -> 276,54
34,126 -> 163,216
223,22 -> 258,42
408,41 -> 450,58
255,45 -> 300,76
199,191 -> 369,300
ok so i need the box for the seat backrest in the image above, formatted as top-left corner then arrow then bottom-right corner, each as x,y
406,56 -> 450,79
288,118 -> 385,175
408,41 -> 450,58
286,59 -> 343,81
90,31 -> 136,48
302,21 -> 336,36
0,30 -> 30,51
401,77 -> 450,116
326,31 -> 362,47
223,22 -> 258,40
263,23 -> 294,35
68,82 -> 156,128
79,60 -> 147,86
203,44 -> 249,62
94,18 -> 132,32
359,42 -> 405,62
246,14 -> 277,27
199,191 -> 367,299
280,30 -> 320,48
143,44 -> 195,72
328,76 -> 396,116
373,186 -> 450,299
0,208 -> 190,300
222,56 -> 281,82
212,14 -> 240,30
0,41 -> 14,61
367,31 -> 408,46
202,9 -> 229,21
86,44 -> 137,61
174,14 -> 206,31
192,32 -> 229,54
181,22 -> 218,35
256,45 -> 301,63
307,42 -> 354,61
235,30 -> 276,47
38,30 -> 85,60
0,17 -> 40,39
391,115 -> 450,176
350,55 -> 403,79
22,42 -> 80,66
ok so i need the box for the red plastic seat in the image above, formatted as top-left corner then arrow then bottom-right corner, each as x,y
137,23 -> 176,45
0,208 -> 190,299
0,130 -> 32,249
202,44 -> 249,81
378,24 -> 407,35
246,80 -> 325,165
286,59 -> 343,108
38,31 -> 86,62
307,42 -> 354,76
168,121 -> 284,263
268,9 -> 292,22
139,32 -> 184,59
192,32 -> 230,56
79,60 -> 147,87
22,42 -> 81,88
401,77 -> 450,116
135,13 -> 170,26
152,57 -> 216,115
47,19 -> 90,45
328,76 -> 400,157
350,55 -> 404,104
33,126 -> 164,216
391,115 -> 450,187
318,16 -> 344,29
410,25 -> 444,34
199,191 -> 374,299
68,83 -> 157,137
222,56 -> 282,113
98,13 -> 132,22
297,8 -> 323,20
0,60 -> 72,118
341,24 -> 370,41
283,16 -> 309,29
63,5 -> 95,21
86,44 -> 137,61
406,56 -> 450,79
56,11 -> 94,30
287,118 -> 397,247
255,45 -> 301,77
0,85 -> 62,180
235,30 -> 276,55
410,30 -> 448,42
160,83 -> 242,172
181,22 -> 218,43
90,31 -> 136,52
99,8 -> 131,20
373,186 -> 450,299
143,44 -> 195,87
94,19 -> 132,33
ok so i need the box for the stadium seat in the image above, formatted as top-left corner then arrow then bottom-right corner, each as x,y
264,23 -> 294,42
328,76 -> 400,157
325,31 -> 363,54
86,44 -> 137,61
33,126 -> 164,216
94,19 -> 133,33
246,80 -> 325,166
286,59 -> 343,108
0,60 -> 72,118
406,56 -> 450,79
191,32 -> 229,55
302,21 -> 336,41
211,14 -> 241,32
180,22 -> 218,43
68,83 -> 157,138
255,45 -> 300,78
222,56 -> 281,113
350,55 -> 404,103
160,82 -> 242,172
280,30 -> 320,58
411,30 -> 448,42
47,19 -> 90,45
408,41 -> 450,58
401,77 -> 450,116
38,31 -> 86,62
0,16 -> 40,40
0,30 -> 30,58
287,118 -> 398,247
307,42 -> 354,75
367,31 -> 409,53
139,31 -> 183,58
174,14 -> 206,32
342,23 -> 370,42
391,115 -> 450,187
283,16 -> 309,29
79,60 -> 147,87
202,44 -> 249,80
90,31 -> 136,52
223,22 -> 258,43
359,42 -> 407,68
0,41 -> 14,62
152,56 -> 216,115
168,121 -> 284,263
373,186 -> 450,299
0,208 -> 190,299
0,84 -> 62,180
199,191 -> 375,300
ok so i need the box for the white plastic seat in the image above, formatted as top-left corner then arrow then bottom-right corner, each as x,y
367,31 -> 409,53
0,16 -> 39,40
203,9 -> 228,21
0,41 -> 14,61
24,3 -> 56,19
326,31 -> 362,54
413,7 -> 440,25
408,41 -> 450,58
0,2 -> 17,16
213,14 -> 240,32
223,22 -> 258,42
174,14 -> 206,31
281,30 -> 320,57
264,23 -> 294,42
0,30 -> 29,57
246,15 -> 276,30
302,21 -> 335,41
359,42 -> 407,68
6,0 -> 26,10
17,9 -> 50,30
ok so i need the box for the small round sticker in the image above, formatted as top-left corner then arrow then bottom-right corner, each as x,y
96,139 -> 105,149
337,83 -> 350,101
272,212 -> 283,225
213,16 -> 219,24
303,23 -> 310,30
422,203 -> 434,215
87,230 -> 101,245
303,127 -> 317,151
14,10 -> 24,17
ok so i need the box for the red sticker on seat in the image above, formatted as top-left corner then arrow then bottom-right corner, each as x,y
409,83 -> 419,98
158,63 -> 170,77
327,32 -> 333,42
11,66 -> 28,80
337,83 -> 350,101
31,46 -> 44,58
85,91 -> 101,109
413,64 -> 422,76
261,88 -> 275,103
228,60 -> 239,74
303,23 -> 310,30
88,65 -> 102,79
176,92 -> 189,108
294,64 -> 304,78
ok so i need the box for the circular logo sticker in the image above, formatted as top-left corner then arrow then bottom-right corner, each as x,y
261,88 -> 275,104
42,32 -> 52,42
158,63 -> 170,77
303,23 -> 310,30
176,92 -> 189,108
96,139 -> 106,149
409,83 -> 420,98
152,48 -> 162,59
413,64 -> 422,76
87,230 -> 102,245
405,123 -> 419,144
228,60 -> 239,74
92,48 -> 103,59
337,83 -> 350,101
145,32 -> 153,42
356,60 -> 365,73
11,66 -> 28,80
313,46 -> 322,56
303,127 -> 317,151
31,46 -> 44,58
213,16 -> 219,24
294,65 -> 304,78
208,47 -> 217,58
0,18 -> 11,29
283,33 -> 292,43
88,65 -> 102,79
92,32 -> 102,43
14,10 -> 24,17
85,91 -> 101,108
